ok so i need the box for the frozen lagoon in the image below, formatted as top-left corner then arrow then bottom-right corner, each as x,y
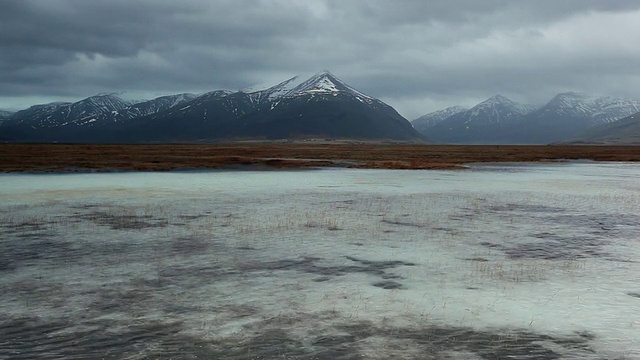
1,162 -> 639,359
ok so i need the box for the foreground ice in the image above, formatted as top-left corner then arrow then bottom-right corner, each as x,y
1,162 -> 639,359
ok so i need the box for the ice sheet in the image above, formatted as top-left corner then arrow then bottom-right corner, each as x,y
1,162 -> 639,358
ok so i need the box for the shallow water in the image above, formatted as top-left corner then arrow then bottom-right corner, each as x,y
1,162 -> 639,359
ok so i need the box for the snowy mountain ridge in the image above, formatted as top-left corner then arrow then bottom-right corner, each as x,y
119,93 -> 198,120
542,92 -> 640,125
413,92 -> 640,144
6,93 -> 197,130
7,71 -> 639,144
414,93 -> 640,131
411,106 -> 467,131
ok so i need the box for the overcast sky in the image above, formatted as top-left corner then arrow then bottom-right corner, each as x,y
2,0 -> 640,118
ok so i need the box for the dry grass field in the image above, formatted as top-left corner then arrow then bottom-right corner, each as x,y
1,143 -> 639,172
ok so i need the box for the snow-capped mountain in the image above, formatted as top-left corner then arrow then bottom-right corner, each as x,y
7,93 -> 198,131
463,95 -> 536,124
414,92 -> 640,144
421,95 -> 536,143
243,71 -> 380,107
411,106 -> 467,132
8,94 -> 130,129
505,93 -> 640,144
221,71 -> 423,140
2,93 -> 201,142
539,92 -> 640,126
286,71 -> 376,102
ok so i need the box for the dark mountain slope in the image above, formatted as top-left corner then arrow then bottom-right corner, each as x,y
564,112 -> 640,144
225,92 -> 421,140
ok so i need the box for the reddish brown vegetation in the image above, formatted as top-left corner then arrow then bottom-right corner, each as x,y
1,143 -> 639,172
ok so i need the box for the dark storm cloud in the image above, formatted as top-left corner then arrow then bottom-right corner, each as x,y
1,0 -> 640,117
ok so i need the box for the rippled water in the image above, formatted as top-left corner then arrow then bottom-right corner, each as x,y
1,162 -> 639,359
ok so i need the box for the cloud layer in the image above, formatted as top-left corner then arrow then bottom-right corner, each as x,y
2,0 -> 640,118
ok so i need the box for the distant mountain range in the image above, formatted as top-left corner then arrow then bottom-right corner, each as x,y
2,72 -> 639,144
0,72 -> 423,143
412,93 -> 640,144
10,93 -> 198,128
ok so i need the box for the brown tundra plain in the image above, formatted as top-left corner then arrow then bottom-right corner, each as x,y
1,143 -> 639,172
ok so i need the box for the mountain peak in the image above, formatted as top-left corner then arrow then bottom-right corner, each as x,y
242,71 -> 375,105
289,71 -> 344,94
287,71 -> 375,104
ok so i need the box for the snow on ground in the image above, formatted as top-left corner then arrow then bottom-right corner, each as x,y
0,163 -> 639,358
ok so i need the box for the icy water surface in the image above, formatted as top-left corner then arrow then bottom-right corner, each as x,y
1,162 -> 639,359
